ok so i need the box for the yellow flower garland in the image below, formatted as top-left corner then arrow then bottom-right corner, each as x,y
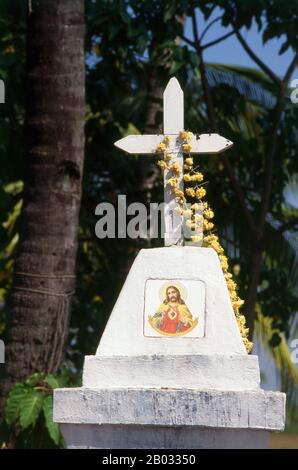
155,130 -> 253,353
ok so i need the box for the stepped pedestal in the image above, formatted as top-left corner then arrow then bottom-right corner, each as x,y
54,247 -> 285,449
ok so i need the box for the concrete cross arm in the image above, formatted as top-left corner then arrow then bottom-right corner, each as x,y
114,135 -> 164,154
189,133 -> 233,154
114,133 -> 233,155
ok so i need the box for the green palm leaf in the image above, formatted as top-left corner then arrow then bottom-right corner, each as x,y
206,63 -> 276,109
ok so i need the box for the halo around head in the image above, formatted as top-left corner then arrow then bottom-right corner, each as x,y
159,281 -> 187,303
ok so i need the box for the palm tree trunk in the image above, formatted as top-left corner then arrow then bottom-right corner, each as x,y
0,0 -> 85,419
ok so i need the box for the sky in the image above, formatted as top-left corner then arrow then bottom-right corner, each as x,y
184,8 -> 298,82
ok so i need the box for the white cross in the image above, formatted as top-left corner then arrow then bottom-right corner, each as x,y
114,77 -> 233,246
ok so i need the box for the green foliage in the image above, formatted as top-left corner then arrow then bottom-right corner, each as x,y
2,369 -> 79,448
19,390 -> 43,429
0,0 -> 25,335
43,396 -> 60,446
199,0 -> 298,53
5,383 -> 27,426
0,181 -> 23,334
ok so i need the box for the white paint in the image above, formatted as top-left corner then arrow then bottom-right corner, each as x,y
189,133 -> 233,153
114,77 -> 233,246
96,247 -> 247,356
114,134 -> 163,154
163,77 -> 184,134
82,354 -> 261,390
60,424 -> 270,449
54,388 -> 285,430
163,79 -> 184,246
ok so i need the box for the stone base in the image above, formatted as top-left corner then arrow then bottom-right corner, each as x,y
53,248 -> 286,449
83,354 -> 261,390
60,424 -> 270,449
54,387 -> 285,449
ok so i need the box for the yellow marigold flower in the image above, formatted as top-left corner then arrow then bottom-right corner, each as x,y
195,187 -> 206,199
191,203 -> 201,211
178,197 -> 186,205
184,164 -> 192,171
156,142 -> 166,152
183,174 -> 192,182
180,130 -> 188,140
203,220 -> 214,231
164,135 -> 172,146
170,162 -> 182,174
204,208 -> 214,219
227,279 -> 237,291
220,255 -> 229,270
157,160 -> 167,170
192,172 -> 204,182
165,153 -> 173,161
210,241 -> 224,255
185,157 -> 193,166
194,214 -> 203,221
224,272 -> 233,280
186,131 -> 193,141
233,298 -> 245,310
174,189 -> 184,197
204,234 -> 218,243
191,235 -> 203,242
167,177 -> 178,188
186,221 -> 198,230
229,291 -> 238,302
183,143 -> 192,152
243,338 -> 253,353
185,188 -> 196,197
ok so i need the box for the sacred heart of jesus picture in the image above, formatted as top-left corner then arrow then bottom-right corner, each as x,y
144,279 -> 205,338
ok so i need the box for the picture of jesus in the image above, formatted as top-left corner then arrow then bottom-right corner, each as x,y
148,284 -> 198,337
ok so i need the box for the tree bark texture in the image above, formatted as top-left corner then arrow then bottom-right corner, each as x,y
0,0 -> 85,416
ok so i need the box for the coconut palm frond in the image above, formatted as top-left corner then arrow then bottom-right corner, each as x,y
205,63 -> 276,109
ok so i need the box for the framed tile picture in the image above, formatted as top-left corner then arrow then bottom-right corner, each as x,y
144,279 -> 205,338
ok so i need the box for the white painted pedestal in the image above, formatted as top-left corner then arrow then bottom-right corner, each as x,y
54,248 -> 285,448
